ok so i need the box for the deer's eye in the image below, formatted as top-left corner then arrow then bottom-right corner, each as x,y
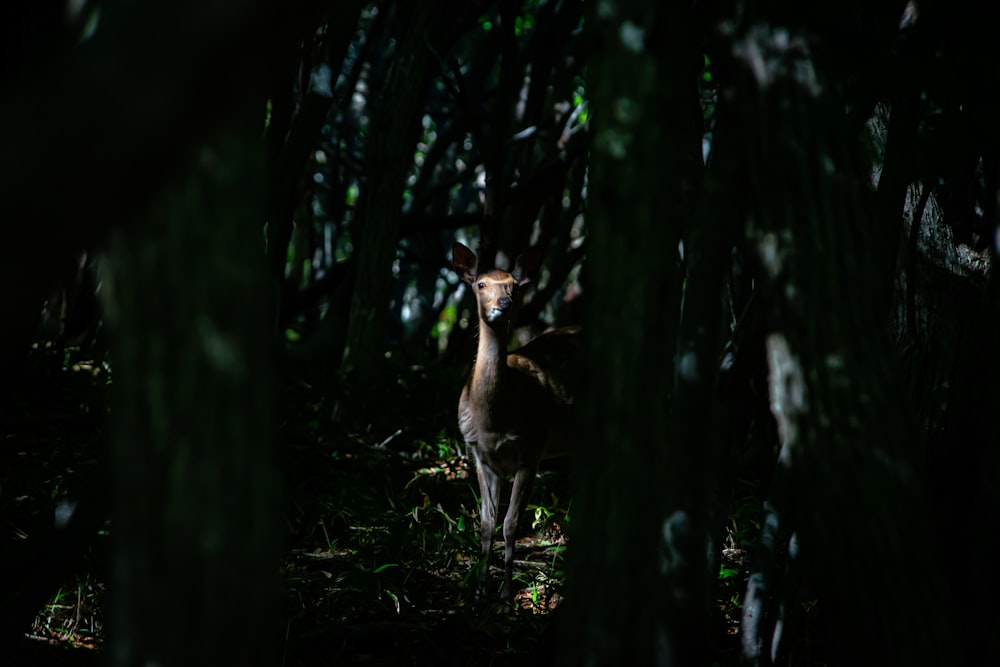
477,282 -> 486,290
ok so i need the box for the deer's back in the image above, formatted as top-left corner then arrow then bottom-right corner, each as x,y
508,325 -> 582,409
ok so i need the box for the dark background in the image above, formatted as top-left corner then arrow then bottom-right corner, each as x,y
1,1 -> 997,665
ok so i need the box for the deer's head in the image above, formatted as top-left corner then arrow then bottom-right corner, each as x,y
452,242 -> 542,326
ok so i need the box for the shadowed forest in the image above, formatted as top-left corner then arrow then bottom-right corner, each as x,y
1,1 -> 998,665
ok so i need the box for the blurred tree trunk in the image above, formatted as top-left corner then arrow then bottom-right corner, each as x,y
0,0 -> 280,387
340,2 -> 448,387
1,2 -> 297,664
721,19 -> 958,665
561,2 -> 703,664
102,113 -> 282,666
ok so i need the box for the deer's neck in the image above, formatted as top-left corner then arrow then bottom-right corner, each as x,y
469,321 -> 510,406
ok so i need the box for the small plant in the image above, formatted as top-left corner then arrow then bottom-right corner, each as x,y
32,574 -> 104,648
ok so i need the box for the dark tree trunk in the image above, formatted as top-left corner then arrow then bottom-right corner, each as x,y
102,116 -> 282,667
561,2 -> 703,664
266,1 -> 367,319
0,0 -> 279,388
722,20 -> 958,665
340,1 -> 449,385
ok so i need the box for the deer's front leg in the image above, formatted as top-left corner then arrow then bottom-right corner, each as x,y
501,465 -> 537,599
474,452 -> 501,597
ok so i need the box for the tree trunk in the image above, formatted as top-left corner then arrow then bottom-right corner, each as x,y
102,115 -> 282,667
723,20 -> 958,665
266,0 -> 367,320
561,2 -> 702,664
340,2 -> 448,386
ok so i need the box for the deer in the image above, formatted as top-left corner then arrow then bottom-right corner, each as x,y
452,242 -> 581,600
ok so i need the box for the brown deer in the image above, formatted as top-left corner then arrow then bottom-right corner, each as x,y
452,242 -> 581,599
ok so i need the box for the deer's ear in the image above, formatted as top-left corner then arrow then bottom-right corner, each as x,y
452,242 -> 478,285
512,246 -> 543,285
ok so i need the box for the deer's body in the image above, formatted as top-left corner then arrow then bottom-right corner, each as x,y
453,242 -> 580,599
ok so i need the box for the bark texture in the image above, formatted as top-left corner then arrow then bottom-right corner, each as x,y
562,2 -> 703,664
103,117 -> 281,667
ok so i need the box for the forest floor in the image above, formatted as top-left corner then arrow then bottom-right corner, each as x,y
1,348 -> 764,666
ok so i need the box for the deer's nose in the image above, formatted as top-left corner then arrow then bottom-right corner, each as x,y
497,297 -> 512,311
